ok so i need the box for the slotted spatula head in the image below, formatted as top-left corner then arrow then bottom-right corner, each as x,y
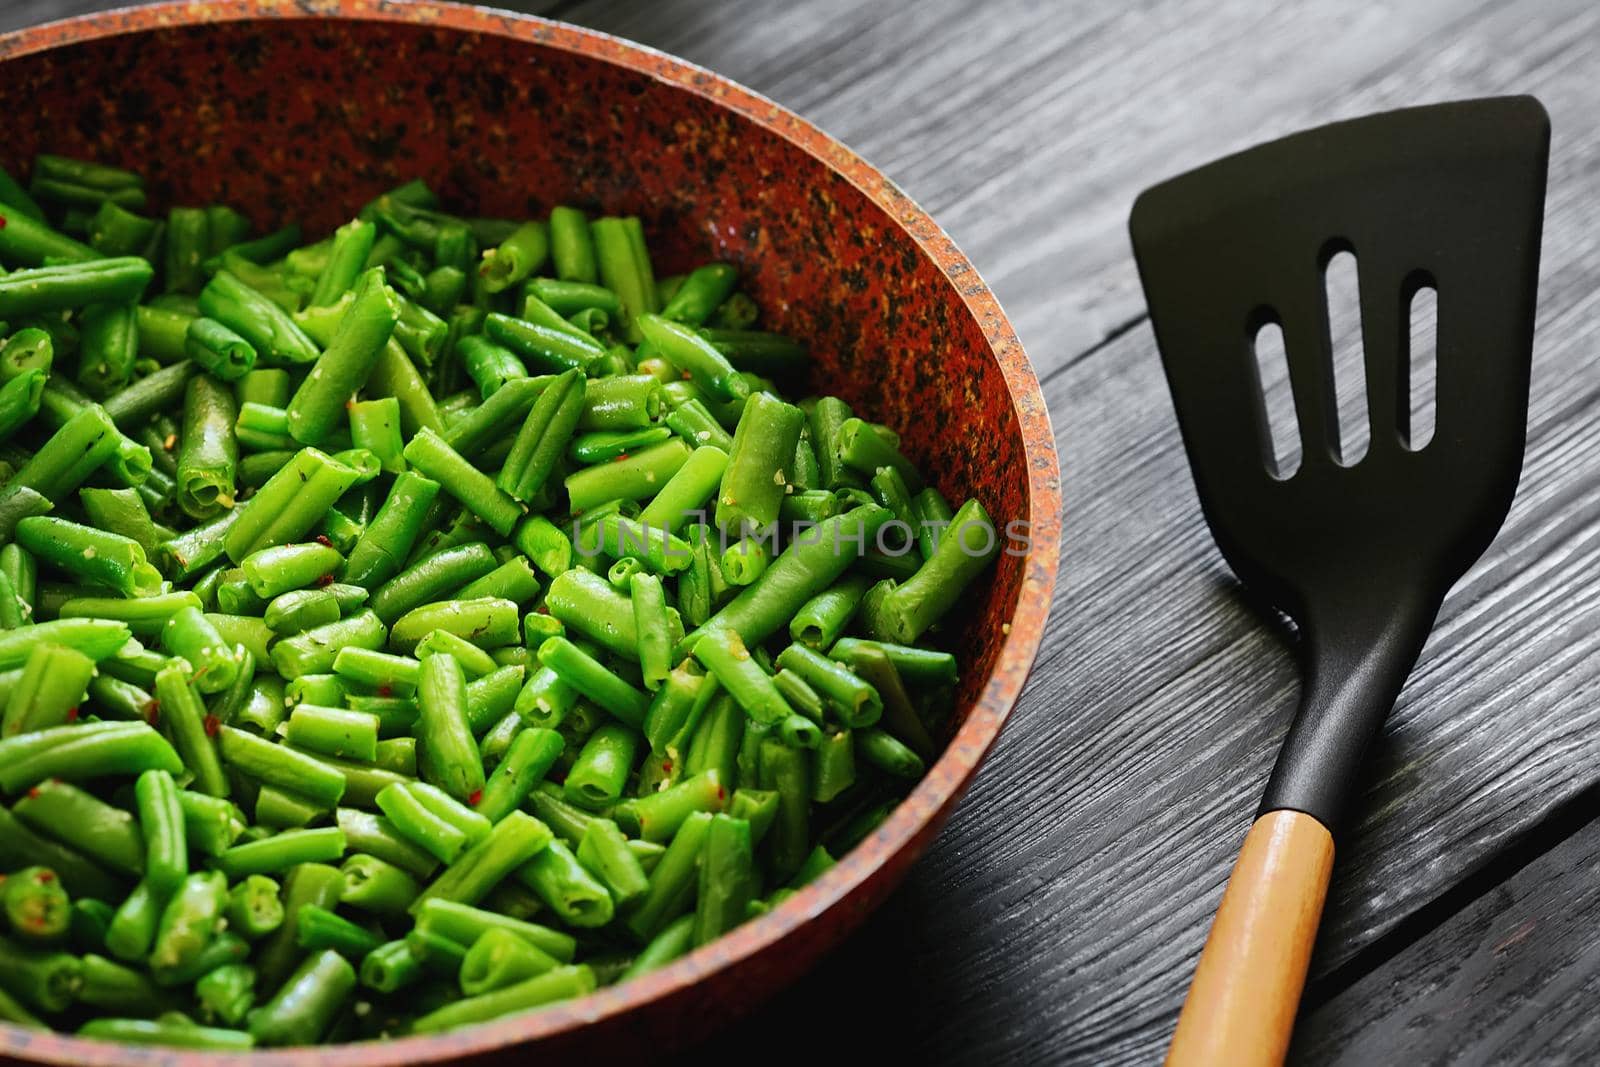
1129,97 -> 1549,827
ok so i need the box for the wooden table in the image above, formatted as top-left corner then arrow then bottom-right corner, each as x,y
8,0 -> 1600,1061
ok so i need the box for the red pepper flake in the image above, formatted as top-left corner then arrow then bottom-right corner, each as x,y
317,574 -> 335,588
467,790 -> 483,807
716,786 -> 726,801
377,684 -> 393,698
314,534 -> 334,547
26,788 -> 40,800
0,215 -> 7,230
144,700 -> 160,725
36,871 -> 53,884
614,453 -> 629,462
661,760 -> 673,773
203,714 -> 220,738
681,371 -> 692,380
536,605 -> 550,614
64,706 -> 79,722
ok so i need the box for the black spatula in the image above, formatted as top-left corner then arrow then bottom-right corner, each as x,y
1128,96 -> 1549,1066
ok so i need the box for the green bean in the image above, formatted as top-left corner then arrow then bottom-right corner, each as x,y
284,704 -> 380,762
416,652 -> 485,802
0,369 -> 44,441
10,275 -> 136,365
335,809 -> 438,881
410,963 -> 594,1033
692,626 -> 792,726
218,726 -> 346,809
0,200 -> 95,264
620,913 -> 694,981
1,866 -> 71,944
150,667 -> 229,802
248,948 -> 356,1046
165,206 -> 209,293
77,487 -> 160,557
758,740 -> 811,879
342,470 -> 441,590
16,516 -> 163,597
479,221 -> 548,293
592,217 -> 656,343
358,938 -> 421,994
388,598 -> 519,656
13,780 -> 143,878
177,791 -> 248,858
458,926 -> 558,996
412,809 -> 553,914
0,721 -> 180,801
483,311 -> 603,374
224,447 -> 359,563
227,875 -> 285,940
547,208 -> 598,284
134,769 -> 187,896
310,218 -> 378,306
624,810 -> 712,941
692,813 -> 755,945
403,428 -> 523,536
195,963 -> 256,1027
564,438 -> 692,514
664,397 -> 735,453
537,637 -> 650,729
162,607 -> 244,697
860,497 -> 999,643
247,862 -> 343,995
611,769 -> 726,845
185,317 -> 256,382
269,609 -> 386,680
79,1017 -> 254,1050
498,367 -> 584,503
721,539 -> 769,586
1,643 -> 95,737
564,723 -> 640,810
716,391 -> 805,535
656,263 -> 737,327
288,269 -> 400,445
339,854 -> 421,918
264,587 -> 339,634
79,952 -> 169,1015
574,818 -> 648,907
295,904 -> 382,958
198,269 -> 320,366
148,870 -> 227,973
513,839 -> 611,929
579,373 -> 660,431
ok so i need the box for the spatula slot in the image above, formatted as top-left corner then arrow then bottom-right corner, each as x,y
1405,279 -> 1438,450
1250,316 -> 1301,479
1323,249 -> 1370,466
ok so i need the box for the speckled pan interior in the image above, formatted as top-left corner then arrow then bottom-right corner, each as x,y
0,3 -> 1061,1062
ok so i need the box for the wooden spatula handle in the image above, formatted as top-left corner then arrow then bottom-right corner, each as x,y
1165,809 -> 1335,1067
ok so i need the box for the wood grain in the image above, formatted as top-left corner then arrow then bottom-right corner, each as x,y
1296,793 -> 1600,1065
6,1 -> 1600,1064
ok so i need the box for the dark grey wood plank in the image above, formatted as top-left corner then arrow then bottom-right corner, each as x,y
1297,796 -> 1600,1066
539,0 -> 1563,374
0,0 -> 115,33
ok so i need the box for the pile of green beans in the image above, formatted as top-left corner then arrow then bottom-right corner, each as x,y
0,158 -> 999,1049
